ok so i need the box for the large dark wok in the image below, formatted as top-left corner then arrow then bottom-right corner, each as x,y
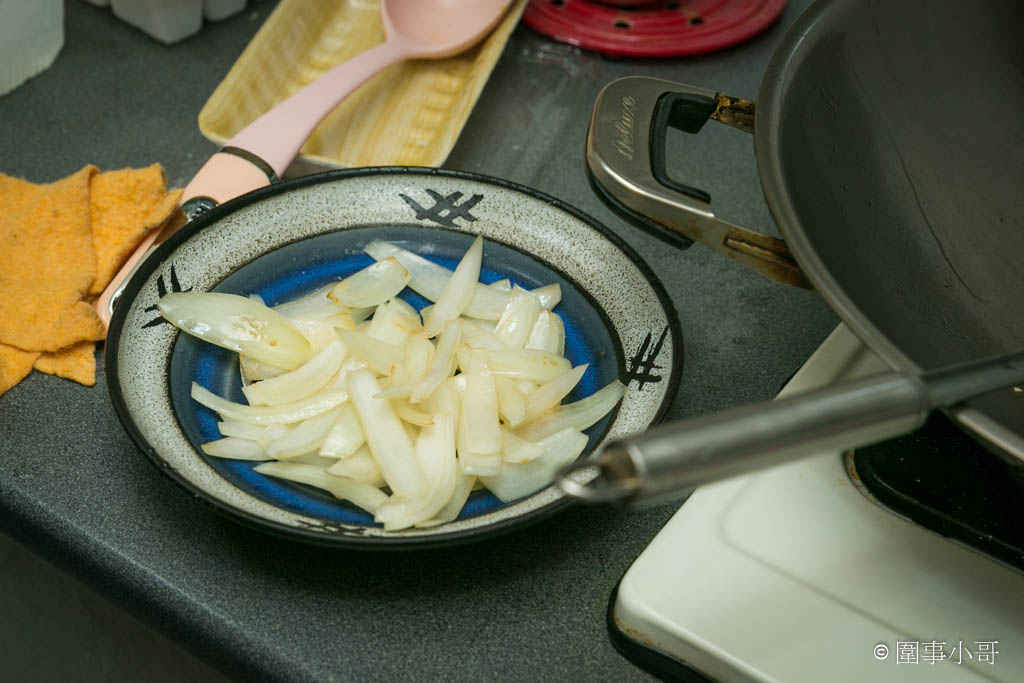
576,0 -> 1024,500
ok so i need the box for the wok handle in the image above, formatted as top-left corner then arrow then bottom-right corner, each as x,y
559,350 -> 1024,505
585,76 -> 811,288
582,373 -> 932,504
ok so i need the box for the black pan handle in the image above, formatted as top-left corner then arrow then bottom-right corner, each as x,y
585,76 -> 810,289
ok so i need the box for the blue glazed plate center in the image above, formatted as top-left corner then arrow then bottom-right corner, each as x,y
169,225 -> 622,528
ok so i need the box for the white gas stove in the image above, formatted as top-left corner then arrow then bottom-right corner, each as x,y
611,324 -> 1024,682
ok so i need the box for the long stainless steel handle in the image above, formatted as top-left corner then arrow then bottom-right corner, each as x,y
558,351 -> 1024,505
585,76 -> 810,288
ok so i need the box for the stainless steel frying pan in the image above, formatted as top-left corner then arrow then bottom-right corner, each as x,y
570,0 -> 1024,502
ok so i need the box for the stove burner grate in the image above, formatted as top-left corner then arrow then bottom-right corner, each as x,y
853,413 -> 1024,572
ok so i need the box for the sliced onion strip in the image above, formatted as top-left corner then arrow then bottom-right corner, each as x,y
525,311 -> 564,355
319,404 -> 365,459
191,382 -> 348,425
328,257 -> 410,308
326,445 -> 385,487
254,461 -> 388,514
409,319 -> 462,404
422,235 -> 482,336
365,240 -> 510,320
493,288 -> 542,350
201,437 -> 273,461
266,407 -> 344,459
494,376 -> 527,427
159,292 -> 310,369
515,380 -> 625,442
375,414 -> 457,530
481,428 -> 588,502
337,329 -> 402,376
524,364 -> 588,423
500,428 -> 544,464
457,370 -> 502,476
346,368 -> 424,498
242,339 -> 346,407
485,349 -> 572,383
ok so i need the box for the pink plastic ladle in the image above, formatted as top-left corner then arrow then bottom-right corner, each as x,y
97,0 -> 513,325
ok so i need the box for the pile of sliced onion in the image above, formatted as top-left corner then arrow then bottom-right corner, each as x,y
158,237 -> 624,531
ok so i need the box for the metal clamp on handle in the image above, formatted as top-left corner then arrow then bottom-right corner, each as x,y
585,76 -> 810,288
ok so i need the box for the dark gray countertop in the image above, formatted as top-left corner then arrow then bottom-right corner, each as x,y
0,1 -> 834,680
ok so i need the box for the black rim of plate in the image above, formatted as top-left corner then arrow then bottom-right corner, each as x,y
105,166 -> 683,550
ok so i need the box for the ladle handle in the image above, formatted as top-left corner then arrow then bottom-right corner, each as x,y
559,351 -> 1024,505
226,39 -> 408,178
586,373 -> 931,505
585,76 -> 810,288
96,39 -> 409,326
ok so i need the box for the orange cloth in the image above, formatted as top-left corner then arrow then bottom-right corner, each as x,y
0,164 -> 181,396
34,341 -> 97,387
0,167 -> 102,353
89,165 -> 183,296
0,344 -> 39,395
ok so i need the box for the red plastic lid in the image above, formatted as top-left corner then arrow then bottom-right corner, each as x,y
522,0 -> 788,57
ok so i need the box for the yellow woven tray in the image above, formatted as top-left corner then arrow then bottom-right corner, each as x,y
198,0 -> 525,171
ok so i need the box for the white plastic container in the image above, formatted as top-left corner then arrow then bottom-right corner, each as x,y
0,0 -> 64,96
106,0 -> 248,44
109,0 -> 203,44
